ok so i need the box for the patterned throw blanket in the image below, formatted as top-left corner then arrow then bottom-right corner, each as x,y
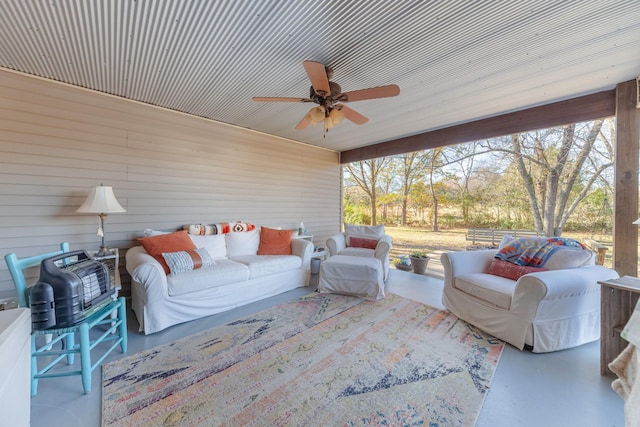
495,237 -> 585,267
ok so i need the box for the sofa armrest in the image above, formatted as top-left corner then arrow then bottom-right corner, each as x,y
374,234 -> 392,260
327,233 -> 346,256
291,238 -> 314,265
511,265 -> 619,319
441,250 -> 497,291
125,246 -> 168,295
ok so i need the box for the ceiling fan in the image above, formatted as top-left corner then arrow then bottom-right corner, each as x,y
252,60 -> 400,132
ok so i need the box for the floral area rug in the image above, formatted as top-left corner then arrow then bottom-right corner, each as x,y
102,293 -> 504,426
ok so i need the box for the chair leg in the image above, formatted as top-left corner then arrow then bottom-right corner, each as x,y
31,335 -> 38,397
65,332 -> 75,364
44,333 -> 53,351
117,297 -> 128,353
79,322 -> 91,394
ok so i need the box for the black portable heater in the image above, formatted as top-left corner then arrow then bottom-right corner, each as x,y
29,250 -> 115,329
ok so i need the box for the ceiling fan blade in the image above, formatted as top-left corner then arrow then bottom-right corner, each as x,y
338,84 -> 400,102
252,97 -> 312,102
303,60 -> 330,96
295,114 -> 311,130
339,104 -> 368,125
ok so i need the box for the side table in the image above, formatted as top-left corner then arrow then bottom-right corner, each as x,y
292,234 -> 314,243
598,276 -> 640,376
309,249 -> 329,289
87,248 -> 121,294
312,248 -> 329,260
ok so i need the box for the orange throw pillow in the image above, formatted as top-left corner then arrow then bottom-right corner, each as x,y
138,230 -> 196,274
257,227 -> 294,255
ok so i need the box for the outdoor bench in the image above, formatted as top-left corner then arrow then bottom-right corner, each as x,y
465,228 -> 542,246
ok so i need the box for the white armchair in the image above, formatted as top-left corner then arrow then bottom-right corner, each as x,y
441,249 -> 619,352
326,225 -> 392,280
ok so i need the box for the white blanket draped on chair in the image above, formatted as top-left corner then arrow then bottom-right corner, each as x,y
610,299 -> 640,426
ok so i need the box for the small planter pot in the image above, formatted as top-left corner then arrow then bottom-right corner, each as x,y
394,263 -> 412,272
410,256 -> 430,275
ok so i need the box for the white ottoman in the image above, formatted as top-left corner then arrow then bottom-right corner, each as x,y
318,255 -> 385,300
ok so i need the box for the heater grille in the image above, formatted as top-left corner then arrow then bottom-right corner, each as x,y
59,258 -> 110,310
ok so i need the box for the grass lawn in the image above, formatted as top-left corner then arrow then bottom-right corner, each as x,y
384,226 -> 614,268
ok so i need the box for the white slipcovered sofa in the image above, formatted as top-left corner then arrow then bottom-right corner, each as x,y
326,224 -> 392,280
441,247 -> 619,353
126,228 -> 313,334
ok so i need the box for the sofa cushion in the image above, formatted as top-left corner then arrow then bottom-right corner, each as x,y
185,224 -> 218,235
344,223 -> 384,245
257,227 -> 294,255
455,273 -> 515,309
162,248 -> 215,275
339,247 -> 375,258
543,247 -> 595,270
488,259 -> 547,281
230,255 -> 302,279
138,231 -> 197,274
226,228 -> 260,257
228,220 -> 256,232
143,229 -> 171,237
188,234 -> 227,259
166,259 -> 250,296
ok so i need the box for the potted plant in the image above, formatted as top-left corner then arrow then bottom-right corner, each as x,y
409,251 -> 430,275
393,257 -> 412,272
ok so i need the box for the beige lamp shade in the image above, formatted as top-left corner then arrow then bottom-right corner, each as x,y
76,185 -> 126,214
77,185 -> 125,255
633,217 -> 640,225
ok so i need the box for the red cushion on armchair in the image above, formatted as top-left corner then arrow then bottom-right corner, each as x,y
487,259 -> 547,281
348,237 -> 378,249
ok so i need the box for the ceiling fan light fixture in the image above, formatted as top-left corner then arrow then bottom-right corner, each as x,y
308,106 -> 325,125
329,108 -> 345,126
323,116 -> 334,131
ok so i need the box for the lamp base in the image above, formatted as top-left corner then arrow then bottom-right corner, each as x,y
96,245 -> 111,257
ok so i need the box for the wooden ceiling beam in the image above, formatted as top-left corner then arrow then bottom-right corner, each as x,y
340,89 -> 616,164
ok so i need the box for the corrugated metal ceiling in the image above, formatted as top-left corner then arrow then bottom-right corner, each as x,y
1,0 -> 639,153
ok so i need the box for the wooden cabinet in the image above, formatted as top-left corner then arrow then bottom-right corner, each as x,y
598,277 -> 640,376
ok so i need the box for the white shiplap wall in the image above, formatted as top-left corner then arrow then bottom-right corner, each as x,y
0,68 -> 341,299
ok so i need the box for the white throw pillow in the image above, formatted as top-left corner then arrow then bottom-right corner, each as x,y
226,228 -> 260,257
544,247 -> 595,270
162,248 -> 215,275
188,234 -> 227,259
344,223 -> 385,245
142,229 -> 171,237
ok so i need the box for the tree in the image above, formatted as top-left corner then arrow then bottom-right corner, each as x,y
425,148 -> 444,231
486,119 -> 613,236
344,158 -> 390,225
396,152 -> 429,225
442,142 -> 484,224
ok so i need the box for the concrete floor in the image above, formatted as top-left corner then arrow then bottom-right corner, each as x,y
29,268 -> 624,427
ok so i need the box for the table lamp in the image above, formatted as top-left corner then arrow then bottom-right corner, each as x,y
76,184 -> 126,256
